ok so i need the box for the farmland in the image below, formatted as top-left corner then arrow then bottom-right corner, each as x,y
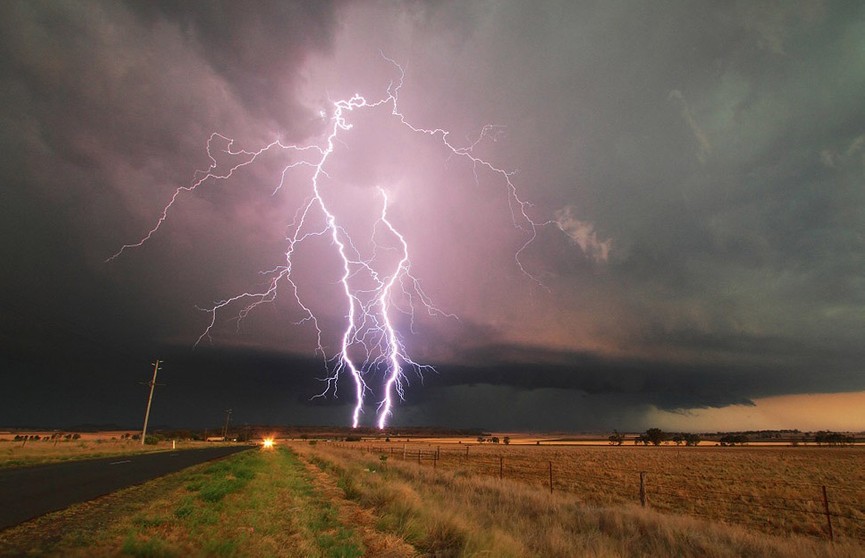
297,441 -> 863,556
0,437 -> 863,556
331,439 -> 865,543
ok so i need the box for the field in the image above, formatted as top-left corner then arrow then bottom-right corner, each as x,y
337,439 -> 865,543
0,432 -> 210,469
1,437 -> 864,556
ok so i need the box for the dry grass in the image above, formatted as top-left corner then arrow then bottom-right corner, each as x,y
0,440 -> 153,468
0,437 -> 207,468
297,444 -> 865,557
334,441 -> 865,544
2,440 -> 862,557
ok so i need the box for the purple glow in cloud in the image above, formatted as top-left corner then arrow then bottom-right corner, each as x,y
109,56 -> 559,428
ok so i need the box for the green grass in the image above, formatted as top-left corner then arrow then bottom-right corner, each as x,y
311,450 -> 463,556
277,449 -> 365,558
121,534 -> 176,558
0,446 -> 368,557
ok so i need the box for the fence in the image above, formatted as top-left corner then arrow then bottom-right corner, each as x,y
327,442 -> 865,543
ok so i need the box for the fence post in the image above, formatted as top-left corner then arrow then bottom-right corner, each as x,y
465,445 -> 469,459
437,446 -> 440,460
499,456 -> 504,480
403,444 -> 407,460
434,453 -> 438,469
822,485 -> 834,542
639,472 -> 647,508
549,461 -> 554,494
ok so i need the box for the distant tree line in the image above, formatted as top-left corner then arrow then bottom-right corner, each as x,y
634,429 -> 702,446
476,436 -> 510,444
609,429 -> 700,446
706,429 -> 801,439
609,428 -> 857,447
13,433 -> 80,442
814,431 -> 854,446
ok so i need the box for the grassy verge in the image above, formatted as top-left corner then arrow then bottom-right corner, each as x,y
0,446 -> 366,557
299,443 -> 864,558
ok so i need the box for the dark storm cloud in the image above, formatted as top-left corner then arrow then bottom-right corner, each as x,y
2,1 -> 865,431
403,327 -> 865,413
132,1 -> 342,134
0,0 -> 342,340
0,0 -> 346,426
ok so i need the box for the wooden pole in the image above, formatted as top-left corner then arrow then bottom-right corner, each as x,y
499,456 -> 504,480
141,360 -> 161,445
549,461 -> 553,494
822,485 -> 834,542
640,472 -> 647,507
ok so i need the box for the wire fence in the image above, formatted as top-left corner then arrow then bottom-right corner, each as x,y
328,442 -> 865,543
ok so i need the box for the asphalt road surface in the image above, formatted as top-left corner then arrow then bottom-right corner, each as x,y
0,445 -> 254,530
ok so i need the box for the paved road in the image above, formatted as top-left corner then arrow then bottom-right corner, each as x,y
0,445 -> 254,530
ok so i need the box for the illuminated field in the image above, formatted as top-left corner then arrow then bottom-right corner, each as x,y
329,440 -> 865,543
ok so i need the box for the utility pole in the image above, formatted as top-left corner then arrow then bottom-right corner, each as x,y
140,359 -> 162,446
222,408 -> 232,441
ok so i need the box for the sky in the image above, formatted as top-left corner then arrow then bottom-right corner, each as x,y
1,0 -> 864,433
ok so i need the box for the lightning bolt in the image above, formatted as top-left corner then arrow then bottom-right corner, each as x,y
108,55 -> 554,429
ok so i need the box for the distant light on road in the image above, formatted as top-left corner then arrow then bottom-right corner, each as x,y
262,438 -> 274,449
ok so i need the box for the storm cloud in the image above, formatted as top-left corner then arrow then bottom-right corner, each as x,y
2,1 -> 864,431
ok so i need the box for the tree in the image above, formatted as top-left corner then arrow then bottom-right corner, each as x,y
644,428 -> 667,446
684,433 -> 701,446
719,434 -> 748,446
608,430 -> 625,446
491,436 -> 500,444
815,431 -> 853,446
503,436 -> 510,445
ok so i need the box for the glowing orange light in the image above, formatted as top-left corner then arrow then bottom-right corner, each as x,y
262,438 -> 275,449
